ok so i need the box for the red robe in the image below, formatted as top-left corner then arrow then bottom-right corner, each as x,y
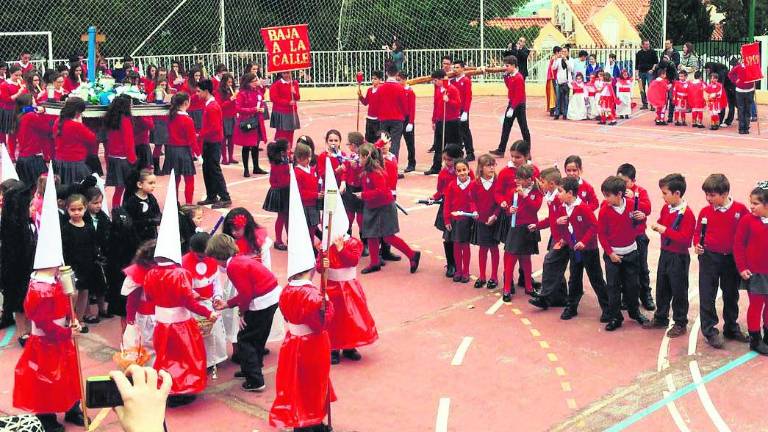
317,237 -> 378,349
270,279 -> 336,429
143,263 -> 212,395
14,275 -> 81,413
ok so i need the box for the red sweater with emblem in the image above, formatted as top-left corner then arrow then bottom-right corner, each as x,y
507,187 -> 543,226
432,84 -> 461,123
470,177 -> 500,223
504,72 -> 526,108
200,98 -> 224,143
565,202 -> 599,250
656,203 -> 695,254
577,179 -> 599,211
181,253 -> 219,300
361,169 -> 394,209
695,200 -> 749,254
444,179 -> 477,224
294,165 -> 319,207
451,75 -> 473,113
598,199 -> 637,255
133,117 -> 154,146
734,214 -> 768,274
270,79 -> 300,114
167,113 -> 197,148
359,86 -> 380,118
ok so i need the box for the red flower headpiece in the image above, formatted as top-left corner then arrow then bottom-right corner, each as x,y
233,214 -> 247,229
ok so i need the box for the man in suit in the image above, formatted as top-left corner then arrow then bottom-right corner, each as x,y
503,38 -> 530,78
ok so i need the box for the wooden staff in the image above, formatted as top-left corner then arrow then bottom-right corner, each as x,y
60,266 -> 89,430
407,66 -> 505,86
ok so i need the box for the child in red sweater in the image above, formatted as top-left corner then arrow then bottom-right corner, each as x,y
428,144 -> 468,278
262,140 -> 290,250
470,155 -> 500,289
617,163 -> 655,311
444,159 -> 476,283
598,176 -> 650,331
644,174 -> 695,337
340,132 -> 366,251
357,143 -> 420,274
293,143 -> 320,239
530,176 -> 608,320
564,155 -> 599,211
695,174 -> 750,349
357,71 -> 382,144
104,95 -> 136,208
502,164 -> 542,300
734,182 -> 768,355
163,93 -> 197,205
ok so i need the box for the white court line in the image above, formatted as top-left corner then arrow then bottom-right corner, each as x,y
451,337 -> 474,366
485,298 -> 505,315
225,175 -> 269,187
690,361 -> 732,432
688,291 -> 731,431
663,377 -> 692,432
435,398 -> 450,432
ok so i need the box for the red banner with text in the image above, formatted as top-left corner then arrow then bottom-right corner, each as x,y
741,42 -> 763,83
260,24 -> 311,73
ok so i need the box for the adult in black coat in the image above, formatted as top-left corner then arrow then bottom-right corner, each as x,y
705,60 -> 736,127
503,37 -> 530,78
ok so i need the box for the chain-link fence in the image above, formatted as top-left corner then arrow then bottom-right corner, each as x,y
1,0 -> 666,84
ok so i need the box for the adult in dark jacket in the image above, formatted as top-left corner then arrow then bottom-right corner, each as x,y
634,40 -> 659,109
705,61 -> 736,127
503,37 -> 530,78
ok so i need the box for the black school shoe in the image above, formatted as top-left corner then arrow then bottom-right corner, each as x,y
445,265 -> 456,278
410,252 -> 421,274
641,293 -> 656,311
361,265 -> 381,274
528,297 -> 548,310
605,320 -> 623,331
502,293 -> 512,303
342,349 -> 362,361
723,330 -> 750,343
560,307 -> 578,320
331,350 -> 341,364
37,414 -> 65,432
242,380 -> 266,392
474,279 -> 486,289
381,246 -> 401,261
167,394 -> 197,407
629,312 -> 650,325
486,279 -> 498,290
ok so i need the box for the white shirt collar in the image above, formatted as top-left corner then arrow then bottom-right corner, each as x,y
714,198 -> 733,212
178,111 -> 189,116
280,78 -> 290,84
205,97 -> 215,106
457,178 -> 471,190
577,177 -> 583,185
612,198 -> 627,214
545,189 -> 558,203
481,176 -> 494,190
386,77 -> 398,83
563,197 -> 582,213
405,84 -> 411,90
761,217 -> 768,224
296,164 -> 311,174
669,201 -> 687,213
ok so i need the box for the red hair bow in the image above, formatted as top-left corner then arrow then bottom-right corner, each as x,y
233,214 -> 247,229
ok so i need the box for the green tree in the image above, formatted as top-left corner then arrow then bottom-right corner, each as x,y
710,0 -> 768,41
665,0 -> 714,44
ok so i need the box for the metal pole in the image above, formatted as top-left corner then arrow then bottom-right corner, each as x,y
46,31 -> 54,70
661,0 -> 667,49
87,26 -> 96,82
480,0 -> 485,68
748,0 -> 756,41
219,0 -> 226,59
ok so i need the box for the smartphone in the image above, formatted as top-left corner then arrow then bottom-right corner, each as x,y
86,375 -> 130,408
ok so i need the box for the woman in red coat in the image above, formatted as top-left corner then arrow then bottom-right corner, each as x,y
53,97 -> 97,185
318,235 -> 378,364
269,273 -> 336,431
269,71 -> 300,147
233,73 -> 268,176
217,73 -> 238,165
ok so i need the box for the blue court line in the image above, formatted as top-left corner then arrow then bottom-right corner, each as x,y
0,324 -> 16,348
605,351 -> 759,432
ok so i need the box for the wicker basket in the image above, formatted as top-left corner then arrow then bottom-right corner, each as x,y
112,347 -> 150,370
196,317 -> 214,337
